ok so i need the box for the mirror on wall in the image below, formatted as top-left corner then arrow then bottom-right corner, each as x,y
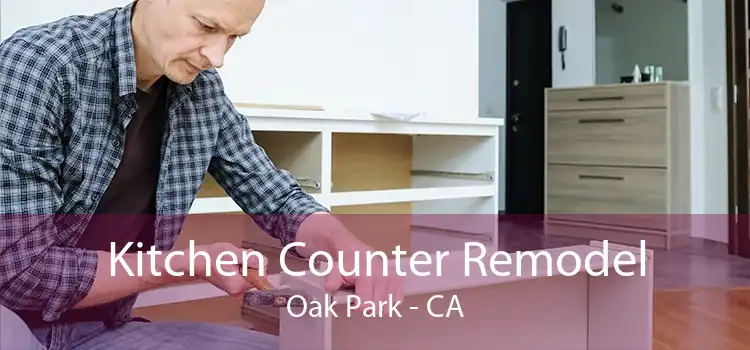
595,0 -> 688,85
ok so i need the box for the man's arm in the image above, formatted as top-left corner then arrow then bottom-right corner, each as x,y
208,90 -> 403,303
0,37 -> 189,321
207,90 -> 375,259
208,94 -> 331,253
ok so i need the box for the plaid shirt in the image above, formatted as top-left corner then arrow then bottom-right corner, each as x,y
0,2 -> 327,328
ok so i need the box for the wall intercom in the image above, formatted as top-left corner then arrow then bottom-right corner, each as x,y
558,26 -> 567,70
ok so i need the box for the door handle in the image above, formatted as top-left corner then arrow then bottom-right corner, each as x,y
510,113 -> 521,132
578,118 -> 625,124
578,174 -> 625,181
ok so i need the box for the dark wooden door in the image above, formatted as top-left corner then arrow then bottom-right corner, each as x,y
505,0 -> 552,220
726,0 -> 750,257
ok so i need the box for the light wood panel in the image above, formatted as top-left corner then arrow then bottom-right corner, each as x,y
196,173 -> 228,198
331,132 -> 413,251
547,108 -> 668,167
546,164 -> 668,229
331,133 -> 412,194
545,82 -> 668,111
544,82 -> 692,250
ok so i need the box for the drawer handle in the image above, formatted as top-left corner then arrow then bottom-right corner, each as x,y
578,118 -> 625,124
577,96 -> 624,102
578,174 -> 625,181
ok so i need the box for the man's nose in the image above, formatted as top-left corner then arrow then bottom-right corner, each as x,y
201,39 -> 227,68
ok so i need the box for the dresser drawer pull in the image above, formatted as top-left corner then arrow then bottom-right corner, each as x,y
577,96 -> 624,102
578,118 -> 625,124
578,174 -> 625,181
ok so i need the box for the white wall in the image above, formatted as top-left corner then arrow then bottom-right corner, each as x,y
595,0 -> 689,84
552,0 -> 596,87
479,0 -> 507,211
0,0 -> 126,40
479,0 -> 507,120
688,0 -> 729,242
219,0 -> 422,112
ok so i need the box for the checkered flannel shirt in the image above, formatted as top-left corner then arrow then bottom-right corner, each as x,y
0,3 -> 327,324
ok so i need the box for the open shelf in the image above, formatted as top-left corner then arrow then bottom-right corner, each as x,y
252,130 -> 323,195
412,134 -> 496,188
327,131 -> 497,256
328,132 -> 496,205
190,130 -> 324,214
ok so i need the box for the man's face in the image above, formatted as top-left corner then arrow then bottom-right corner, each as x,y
139,0 -> 265,85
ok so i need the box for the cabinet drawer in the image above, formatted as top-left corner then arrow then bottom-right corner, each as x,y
546,84 -> 667,111
547,108 -> 667,167
546,164 -> 667,230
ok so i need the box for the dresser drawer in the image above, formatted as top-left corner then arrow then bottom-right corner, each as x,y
546,108 -> 667,167
546,84 -> 667,111
546,164 -> 667,230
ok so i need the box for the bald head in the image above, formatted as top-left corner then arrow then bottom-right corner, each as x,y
132,0 -> 266,86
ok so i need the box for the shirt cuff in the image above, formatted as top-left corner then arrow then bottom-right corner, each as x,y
279,197 -> 330,259
41,247 -> 98,322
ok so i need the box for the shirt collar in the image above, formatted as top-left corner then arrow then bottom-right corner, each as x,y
112,2 -> 138,98
110,2 -> 193,99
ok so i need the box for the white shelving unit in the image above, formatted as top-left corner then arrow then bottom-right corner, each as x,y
134,106 -> 503,308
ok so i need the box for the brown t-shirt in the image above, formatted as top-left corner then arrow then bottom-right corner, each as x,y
19,77 -> 169,328
78,78 -> 168,252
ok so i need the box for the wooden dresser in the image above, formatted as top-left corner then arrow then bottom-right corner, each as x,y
544,82 -> 691,250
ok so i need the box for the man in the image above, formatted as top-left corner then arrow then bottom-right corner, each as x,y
0,0 -> 403,349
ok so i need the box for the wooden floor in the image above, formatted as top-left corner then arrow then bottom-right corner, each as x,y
654,288 -> 750,350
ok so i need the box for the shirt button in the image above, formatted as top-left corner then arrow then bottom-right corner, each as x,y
112,139 -> 121,147
91,193 -> 100,201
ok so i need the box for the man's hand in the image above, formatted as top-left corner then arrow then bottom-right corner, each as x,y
323,244 -> 405,306
173,242 -> 268,298
295,212 -> 405,306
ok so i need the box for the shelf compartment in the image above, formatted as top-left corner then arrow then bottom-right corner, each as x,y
331,132 -> 496,192
329,131 -> 497,257
252,130 -> 324,194
190,130 -> 324,213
